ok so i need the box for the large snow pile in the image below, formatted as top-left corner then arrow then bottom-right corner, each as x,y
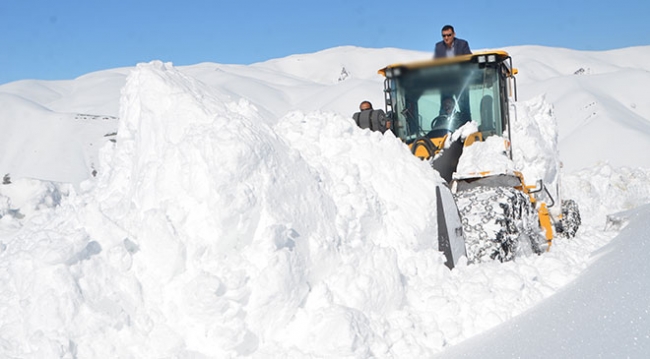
1,46 -> 650,358
1,62 -> 449,357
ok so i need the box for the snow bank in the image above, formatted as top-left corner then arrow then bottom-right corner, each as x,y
563,163 -> 650,226
0,61 -> 449,358
438,203 -> 650,358
510,96 -> 562,198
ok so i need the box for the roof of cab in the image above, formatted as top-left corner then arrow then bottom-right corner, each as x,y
378,50 -> 511,76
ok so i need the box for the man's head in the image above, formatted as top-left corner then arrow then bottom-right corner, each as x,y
359,101 -> 372,111
441,25 -> 455,47
442,97 -> 455,114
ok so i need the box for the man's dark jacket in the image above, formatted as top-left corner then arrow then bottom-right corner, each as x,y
434,38 -> 471,58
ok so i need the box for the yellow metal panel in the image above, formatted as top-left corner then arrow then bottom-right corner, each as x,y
463,132 -> 483,147
408,135 -> 448,160
538,203 -> 554,250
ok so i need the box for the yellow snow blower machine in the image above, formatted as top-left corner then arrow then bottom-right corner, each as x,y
379,51 -> 580,269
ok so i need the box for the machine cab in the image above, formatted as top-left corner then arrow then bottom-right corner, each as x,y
379,52 -> 517,149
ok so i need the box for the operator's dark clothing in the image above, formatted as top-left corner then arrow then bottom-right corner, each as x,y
353,109 -> 388,133
434,38 -> 472,58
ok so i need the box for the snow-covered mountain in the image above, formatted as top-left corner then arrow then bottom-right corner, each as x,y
0,46 -> 649,358
2,45 -> 650,185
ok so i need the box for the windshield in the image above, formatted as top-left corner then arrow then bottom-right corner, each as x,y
389,63 -> 504,143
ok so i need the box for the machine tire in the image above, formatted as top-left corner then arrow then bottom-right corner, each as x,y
454,186 -> 546,263
558,199 -> 581,238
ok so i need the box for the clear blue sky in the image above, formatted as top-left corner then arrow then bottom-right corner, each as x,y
1,0 -> 649,84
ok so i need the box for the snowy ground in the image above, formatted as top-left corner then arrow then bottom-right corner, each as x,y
1,46 -> 649,358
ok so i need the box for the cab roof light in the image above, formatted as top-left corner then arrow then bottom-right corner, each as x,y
385,67 -> 403,78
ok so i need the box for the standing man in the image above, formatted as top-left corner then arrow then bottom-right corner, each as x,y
352,100 -> 390,133
434,25 -> 472,58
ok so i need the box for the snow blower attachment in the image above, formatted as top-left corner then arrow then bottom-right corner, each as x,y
379,52 -> 581,266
